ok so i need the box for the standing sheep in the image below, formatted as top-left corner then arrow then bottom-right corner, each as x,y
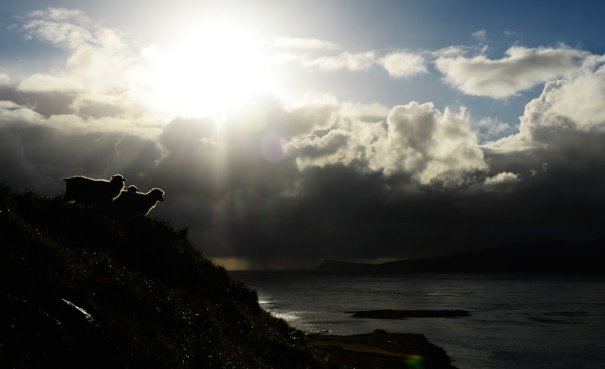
112,187 -> 165,217
125,185 -> 139,193
63,174 -> 126,206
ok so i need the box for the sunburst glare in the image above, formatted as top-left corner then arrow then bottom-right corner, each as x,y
145,21 -> 272,119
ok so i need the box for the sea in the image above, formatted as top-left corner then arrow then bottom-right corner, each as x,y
231,272 -> 605,369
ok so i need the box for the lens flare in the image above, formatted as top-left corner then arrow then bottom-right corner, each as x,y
406,354 -> 424,369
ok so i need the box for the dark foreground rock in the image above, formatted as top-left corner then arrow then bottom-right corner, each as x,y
1,294 -> 117,369
308,329 -> 457,369
351,309 -> 470,319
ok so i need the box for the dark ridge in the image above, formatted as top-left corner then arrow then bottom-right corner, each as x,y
315,260 -> 379,274
316,240 -> 605,275
0,184 -> 332,369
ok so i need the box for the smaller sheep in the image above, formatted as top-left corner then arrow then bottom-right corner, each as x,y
63,174 -> 125,206
126,185 -> 139,193
112,187 -> 165,217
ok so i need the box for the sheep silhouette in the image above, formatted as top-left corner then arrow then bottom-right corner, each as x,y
63,174 -> 125,206
112,187 -> 165,217
125,185 -> 139,193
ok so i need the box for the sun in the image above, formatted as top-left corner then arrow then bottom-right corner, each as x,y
146,21 -> 271,119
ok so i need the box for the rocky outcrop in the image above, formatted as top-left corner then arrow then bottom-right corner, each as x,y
309,329 -> 457,369
350,309 -> 470,319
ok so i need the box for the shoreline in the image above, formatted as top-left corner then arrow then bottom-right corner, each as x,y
308,329 -> 458,369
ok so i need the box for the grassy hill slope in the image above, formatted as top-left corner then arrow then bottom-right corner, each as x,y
0,184 -> 332,369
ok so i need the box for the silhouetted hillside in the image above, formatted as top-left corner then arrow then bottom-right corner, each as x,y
0,184 -> 333,369
317,241 -> 605,275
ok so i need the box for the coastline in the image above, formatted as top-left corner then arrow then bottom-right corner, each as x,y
308,329 -> 457,369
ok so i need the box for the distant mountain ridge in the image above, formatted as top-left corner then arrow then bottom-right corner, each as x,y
317,240 -> 605,275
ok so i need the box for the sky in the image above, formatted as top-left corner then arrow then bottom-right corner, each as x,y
2,0 -> 605,270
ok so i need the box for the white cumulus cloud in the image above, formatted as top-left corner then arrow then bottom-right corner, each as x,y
17,73 -> 83,93
289,101 -> 487,186
16,8 -> 150,118
303,51 -> 377,72
489,68 -> 605,153
436,46 -> 592,98
484,171 -> 519,185
378,102 -> 487,184
272,37 -> 340,50
380,52 -> 427,78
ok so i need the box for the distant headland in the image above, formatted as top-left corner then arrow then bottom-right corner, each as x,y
316,240 -> 605,275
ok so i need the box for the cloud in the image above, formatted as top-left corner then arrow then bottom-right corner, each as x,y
435,46 -> 593,98
483,171 -> 519,185
523,71 -> 605,134
382,103 -> 486,184
380,52 -> 428,78
289,102 -> 486,186
0,100 -> 42,123
289,47 -> 428,78
0,84 -> 77,118
0,94 -> 168,220
4,8 -> 605,269
284,38 -> 594,97
155,70 -> 605,264
4,82 -> 605,267
272,37 -> 340,50
19,8 -> 142,118
0,100 -> 21,110
272,37 -> 427,78
23,8 -> 126,53
23,8 -> 93,49
489,68 -> 605,152
484,172 -> 519,186
472,30 -> 487,42
0,73 -> 11,86
473,117 -> 516,142
503,30 -> 521,39
17,73 -> 83,93
303,51 -> 377,72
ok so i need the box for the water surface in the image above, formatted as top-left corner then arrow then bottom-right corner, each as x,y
233,272 -> 605,369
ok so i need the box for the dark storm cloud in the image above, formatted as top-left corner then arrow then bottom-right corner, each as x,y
144,81 -> 605,266
0,94 -> 163,193
3,46 -> 605,269
0,96 -> 602,269
187,73 -> 605,264
0,83 -> 76,117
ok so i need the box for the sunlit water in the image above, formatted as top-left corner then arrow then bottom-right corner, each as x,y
232,272 -> 605,369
